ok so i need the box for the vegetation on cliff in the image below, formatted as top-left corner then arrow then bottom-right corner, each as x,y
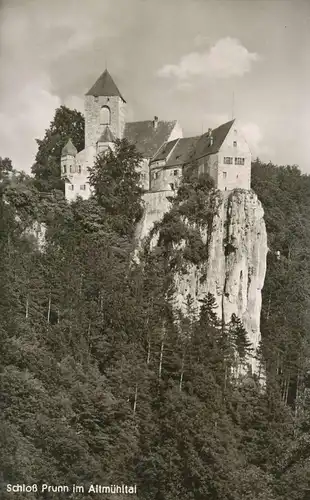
0,108 -> 309,500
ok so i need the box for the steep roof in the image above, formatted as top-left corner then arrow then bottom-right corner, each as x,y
193,119 -> 235,161
124,120 -> 177,158
153,139 -> 179,162
61,138 -> 77,157
154,137 -> 200,167
97,126 -> 115,143
86,69 -> 126,101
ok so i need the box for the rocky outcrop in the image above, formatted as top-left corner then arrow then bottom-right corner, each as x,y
137,189 -> 268,372
135,190 -> 173,250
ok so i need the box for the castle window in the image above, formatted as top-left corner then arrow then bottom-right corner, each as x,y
224,157 -> 233,164
100,105 -> 111,125
235,157 -> 245,165
68,184 -> 74,191
78,165 -> 81,174
233,141 -> 237,147
80,184 -> 86,190
223,172 -> 227,179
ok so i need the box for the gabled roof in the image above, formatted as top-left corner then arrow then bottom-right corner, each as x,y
192,119 -> 235,161
61,138 -> 77,157
124,120 -> 177,158
97,126 -> 115,143
153,139 -> 179,162
86,69 -> 126,102
152,137 -> 200,168
167,137 -> 201,167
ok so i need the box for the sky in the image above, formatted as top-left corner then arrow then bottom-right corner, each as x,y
0,0 -> 309,173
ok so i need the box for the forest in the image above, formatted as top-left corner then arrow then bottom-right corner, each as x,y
0,106 -> 309,500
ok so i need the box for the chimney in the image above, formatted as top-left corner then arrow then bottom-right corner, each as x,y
153,116 -> 158,130
207,128 -> 213,146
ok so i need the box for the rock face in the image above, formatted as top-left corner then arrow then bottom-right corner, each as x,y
135,190 -> 173,250
137,189 -> 268,372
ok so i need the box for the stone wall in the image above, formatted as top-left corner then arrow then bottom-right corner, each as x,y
135,190 -> 174,250
85,95 -> 126,148
150,166 -> 182,191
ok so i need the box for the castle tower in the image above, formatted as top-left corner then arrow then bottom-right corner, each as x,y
85,69 -> 126,149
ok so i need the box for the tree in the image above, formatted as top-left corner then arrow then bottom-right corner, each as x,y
31,106 -> 85,193
88,138 -> 144,235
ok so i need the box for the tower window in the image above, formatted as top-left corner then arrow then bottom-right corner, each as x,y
78,165 -> 81,174
224,157 -> 233,164
153,171 -> 159,180
63,165 -> 66,174
235,157 -> 245,165
69,165 -> 74,173
100,105 -> 111,125
233,141 -> 237,147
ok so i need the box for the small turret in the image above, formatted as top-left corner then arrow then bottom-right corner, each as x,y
61,139 -> 77,178
61,138 -> 77,157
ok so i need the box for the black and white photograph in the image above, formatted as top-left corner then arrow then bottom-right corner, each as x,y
0,0 -> 309,498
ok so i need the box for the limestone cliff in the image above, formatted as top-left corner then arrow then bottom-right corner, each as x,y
137,189 -> 268,372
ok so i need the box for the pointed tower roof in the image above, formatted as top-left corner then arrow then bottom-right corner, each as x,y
61,138 -> 77,157
97,126 -> 116,143
86,69 -> 126,102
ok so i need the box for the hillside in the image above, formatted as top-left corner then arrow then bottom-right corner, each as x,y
0,116 -> 310,499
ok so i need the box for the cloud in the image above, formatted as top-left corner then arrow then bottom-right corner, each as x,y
193,34 -> 210,47
157,37 -> 259,80
0,76 -> 61,172
63,96 -> 84,113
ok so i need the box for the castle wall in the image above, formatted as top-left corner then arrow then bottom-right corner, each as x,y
135,190 -> 174,249
150,166 -> 182,192
217,162 -> 251,191
137,158 -> 151,191
85,95 -> 126,148
62,147 -> 95,202
198,154 -> 218,184
216,124 -> 251,190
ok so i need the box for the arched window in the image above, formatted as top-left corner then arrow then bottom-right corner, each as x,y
100,106 -> 111,125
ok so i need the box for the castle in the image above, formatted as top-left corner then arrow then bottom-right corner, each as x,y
61,69 -> 251,201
